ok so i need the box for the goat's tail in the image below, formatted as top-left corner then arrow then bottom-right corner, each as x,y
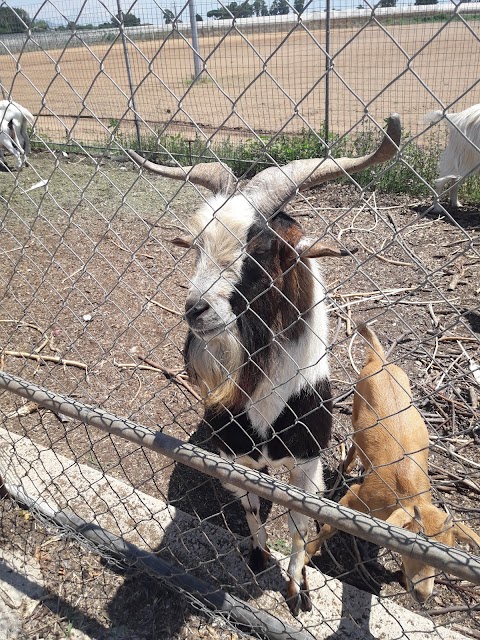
424,110 -> 446,126
357,324 -> 387,365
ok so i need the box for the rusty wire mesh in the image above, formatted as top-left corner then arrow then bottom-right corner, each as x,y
0,0 -> 479,639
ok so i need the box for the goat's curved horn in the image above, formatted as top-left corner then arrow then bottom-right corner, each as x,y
244,114 -> 401,216
126,149 -> 237,195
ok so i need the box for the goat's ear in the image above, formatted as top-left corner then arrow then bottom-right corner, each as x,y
386,508 -> 415,530
295,237 -> 358,259
170,235 -> 193,249
413,505 -> 425,531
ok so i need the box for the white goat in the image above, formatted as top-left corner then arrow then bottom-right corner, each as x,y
426,104 -> 480,212
127,114 -> 401,616
0,99 -> 35,170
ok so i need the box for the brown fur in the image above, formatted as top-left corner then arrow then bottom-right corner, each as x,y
307,325 -> 480,603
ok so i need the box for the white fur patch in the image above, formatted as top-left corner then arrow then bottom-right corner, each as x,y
246,260 -> 329,438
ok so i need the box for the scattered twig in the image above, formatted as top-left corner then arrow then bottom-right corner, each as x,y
0,585 -> 20,609
6,401 -> 39,419
427,603 -> 480,615
428,302 -> 440,328
356,237 -> 415,267
145,296 -> 182,316
431,441 -> 480,471
385,331 -> 412,359
61,266 -> 84,283
425,336 -> 439,375
396,298 -> 460,306
332,286 -> 416,299
447,265 -> 466,291
33,337 -> 49,354
430,462 -> 480,494
1,246 -> 22,255
131,372 -> 142,403
469,386 -> 478,410
138,356 -> 202,402
0,320 -> 44,334
451,624 -> 480,640
1,350 -> 87,370
438,335 -> 479,343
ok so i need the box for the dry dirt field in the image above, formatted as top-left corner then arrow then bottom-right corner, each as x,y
1,18 -> 480,147
0,149 -> 479,638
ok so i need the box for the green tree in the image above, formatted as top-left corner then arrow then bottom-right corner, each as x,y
207,2 -> 253,18
162,8 -> 176,23
207,9 -> 225,18
378,0 -> 396,6
294,0 -> 304,13
196,13 -> 203,20
111,11 -> 141,27
253,0 -> 269,14
31,19 -> 49,31
270,0 -> 289,15
414,0 -> 438,4
0,7 -> 30,33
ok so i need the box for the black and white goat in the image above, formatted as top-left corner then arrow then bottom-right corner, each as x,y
0,99 -> 35,170
426,104 -> 480,212
127,114 -> 400,616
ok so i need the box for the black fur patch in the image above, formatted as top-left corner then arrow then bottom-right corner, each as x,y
204,378 -> 332,462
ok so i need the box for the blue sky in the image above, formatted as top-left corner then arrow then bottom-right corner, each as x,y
7,0 -> 457,25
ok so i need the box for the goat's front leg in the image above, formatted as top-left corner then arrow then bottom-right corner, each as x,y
220,453 -> 270,572
306,482 -> 368,559
286,458 -> 325,617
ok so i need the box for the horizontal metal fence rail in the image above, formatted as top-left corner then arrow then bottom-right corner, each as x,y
1,369 -> 479,588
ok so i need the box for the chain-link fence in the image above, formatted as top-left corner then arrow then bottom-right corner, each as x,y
0,0 -> 479,639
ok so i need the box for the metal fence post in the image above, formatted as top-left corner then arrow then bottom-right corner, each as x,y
188,0 -> 202,79
116,0 -> 142,150
324,0 -> 331,156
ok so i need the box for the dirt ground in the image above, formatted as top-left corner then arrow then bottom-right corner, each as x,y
0,149 -> 479,639
2,18 -> 480,146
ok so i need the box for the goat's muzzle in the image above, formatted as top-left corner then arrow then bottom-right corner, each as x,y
185,297 -> 210,323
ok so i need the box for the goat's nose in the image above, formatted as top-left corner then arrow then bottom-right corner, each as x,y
412,588 -> 430,605
185,297 -> 210,322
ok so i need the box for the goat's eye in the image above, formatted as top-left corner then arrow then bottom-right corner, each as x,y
248,249 -> 270,262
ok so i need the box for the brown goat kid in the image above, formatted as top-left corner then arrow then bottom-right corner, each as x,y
307,325 -> 480,604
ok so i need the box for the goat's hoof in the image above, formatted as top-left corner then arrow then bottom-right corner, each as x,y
300,588 -> 312,612
286,589 -> 312,617
287,570 -> 312,616
287,593 -> 301,617
248,545 -> 270,573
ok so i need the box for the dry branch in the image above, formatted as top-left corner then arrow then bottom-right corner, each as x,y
448,265 -> 466,291
0,320 -> 44,334
145,296 -> 182,316
438,336 -> 479,343
356,237 -> 415,267
1,350 -> 87,370
138,356 -> 202,402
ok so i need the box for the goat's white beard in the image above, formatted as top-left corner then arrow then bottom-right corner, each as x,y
188,326 -> 245,407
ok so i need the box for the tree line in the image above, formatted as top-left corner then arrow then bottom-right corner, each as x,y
0,0 -> 445,34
